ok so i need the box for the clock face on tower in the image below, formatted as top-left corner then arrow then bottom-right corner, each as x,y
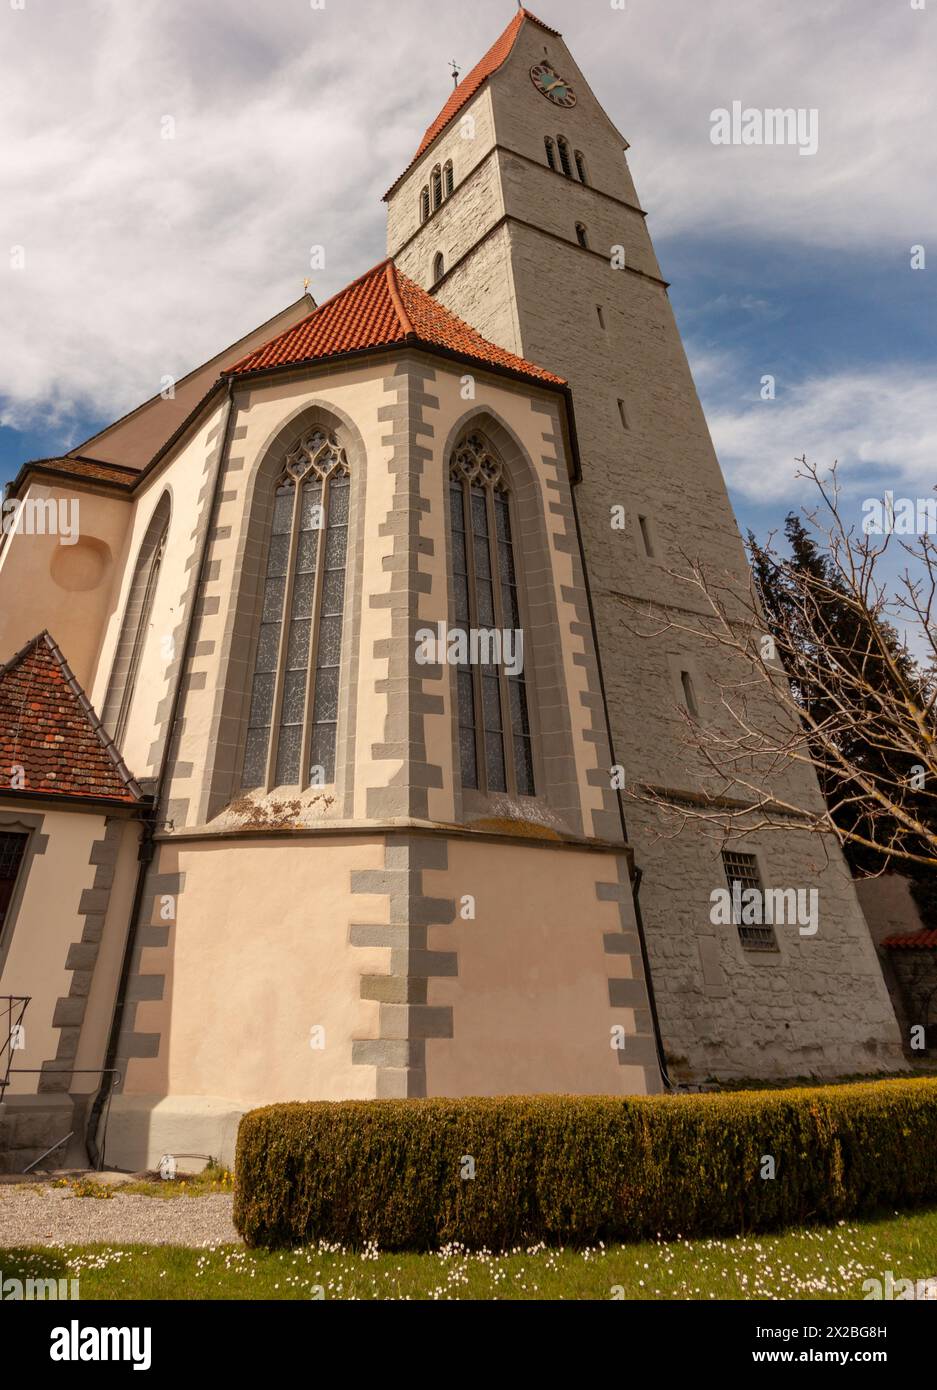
529,62 -> 577,108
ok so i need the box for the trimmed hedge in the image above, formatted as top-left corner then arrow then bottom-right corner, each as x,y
233,1080 -> 937,1251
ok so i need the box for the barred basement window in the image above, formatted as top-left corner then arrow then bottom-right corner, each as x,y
242,429 -> 350,790
0,831 -> 28,938
557,135 -> 573,177
721,850 -> 778,952
444,160 -> 454,197
449,432 -> 534,798
545,136 -> 557,170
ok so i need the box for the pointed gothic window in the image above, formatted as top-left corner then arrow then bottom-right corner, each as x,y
420,186 -> 430,223
101,491 -> 170,746
431,165 -> 443,210
574,149 -> 589,184
242,429 -> 350,790
449,432 -> 534,797
544,136 -> 556,171
443,160 -> 454,197
557,136 -> 573,177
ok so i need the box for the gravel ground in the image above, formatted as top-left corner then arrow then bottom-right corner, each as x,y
0,1186 -> 239,1247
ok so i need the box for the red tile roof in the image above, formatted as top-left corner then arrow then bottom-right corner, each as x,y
384,8 -> 562,199
229,258 -> 565,386
882,928 -> 937,950
18,456 -> 137,489
0,633 -> 143,805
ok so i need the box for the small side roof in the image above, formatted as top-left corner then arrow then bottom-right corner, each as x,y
0,632 -> 144,806
882,928 -> 937,950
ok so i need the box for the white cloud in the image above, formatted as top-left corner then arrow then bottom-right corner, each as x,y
614,0 -> 937,251
0,0 -> 934,433
695,361 -> 937,502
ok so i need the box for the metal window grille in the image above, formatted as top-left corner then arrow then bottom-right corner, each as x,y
721,850 -> 778,951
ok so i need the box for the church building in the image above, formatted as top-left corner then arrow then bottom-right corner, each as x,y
0,9 -> 904,1172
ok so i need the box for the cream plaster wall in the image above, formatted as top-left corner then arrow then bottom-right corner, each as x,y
121,835 -> 388,1106
0,484 -> 130,689
0,804 -> 108,1096
424,839 -> 647,1095
89,405 -> 228,780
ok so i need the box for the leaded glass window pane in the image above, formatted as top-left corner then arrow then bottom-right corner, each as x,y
448,432 -> 535,799
309,474 -> 349,785
242,431 -> 350,791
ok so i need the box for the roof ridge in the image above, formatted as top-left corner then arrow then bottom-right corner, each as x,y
225,259 -> 399,377
305,257 -> 393,324
384,260 -> 415,337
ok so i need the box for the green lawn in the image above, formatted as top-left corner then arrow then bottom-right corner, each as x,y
5,1205 -> 937,1300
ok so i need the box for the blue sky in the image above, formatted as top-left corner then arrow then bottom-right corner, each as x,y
2,0 -> 935,571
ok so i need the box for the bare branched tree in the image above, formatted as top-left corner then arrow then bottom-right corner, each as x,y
622,458 -> 937,873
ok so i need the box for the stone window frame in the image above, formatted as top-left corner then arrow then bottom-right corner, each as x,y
419,186 -> 430,223
575,222 -> 589,249
440,407 -> 583,834
201,401 -> 367,823
101,491 -> 172,747
717,841 -> 785,962
432,251 -> 445,286
574,149 -> 589,184
544,136 -> 557,171
443,160 -> 454,198
667,653 -> 706,723
556,135 -> 573,178
0,811 -> 49,978
431,164 -> 443,211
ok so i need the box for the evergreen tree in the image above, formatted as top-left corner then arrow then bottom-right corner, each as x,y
748,514 -> 935,895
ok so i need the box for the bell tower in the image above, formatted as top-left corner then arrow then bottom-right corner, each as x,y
385,9 -> 906,1081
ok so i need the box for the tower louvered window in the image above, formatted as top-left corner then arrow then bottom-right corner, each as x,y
557,136 -> 573,177
431,165 -> 443,210
449,432 -> 534,798
420,186 -> 430,222
545,136 -> 557,170
444,161 -> 454,197
243,429 -> 350,790
574,149 -> 588,184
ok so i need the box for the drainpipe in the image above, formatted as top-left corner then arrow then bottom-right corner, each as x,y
568,482 -> 672,1091
86,379 -> 239,1167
